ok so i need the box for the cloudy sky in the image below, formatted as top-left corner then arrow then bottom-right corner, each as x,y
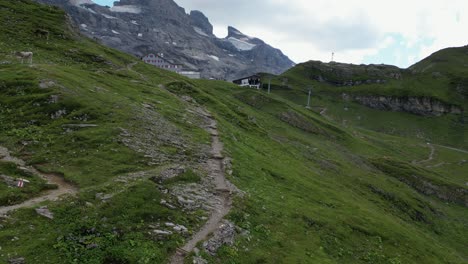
94,0 -> 467,68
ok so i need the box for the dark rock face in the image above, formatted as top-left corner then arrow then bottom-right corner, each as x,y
345,94 -> 463,116
35,0 -> 294,80
190,10 -> 213,36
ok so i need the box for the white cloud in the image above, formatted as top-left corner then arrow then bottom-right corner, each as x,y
175,0 -> 468,67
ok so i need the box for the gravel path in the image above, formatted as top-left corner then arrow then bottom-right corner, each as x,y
169,109 -> 233,264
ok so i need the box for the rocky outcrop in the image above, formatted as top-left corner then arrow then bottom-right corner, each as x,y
371,158 -> 468,208
34,0 -> 294,80
344,94 -> 463,116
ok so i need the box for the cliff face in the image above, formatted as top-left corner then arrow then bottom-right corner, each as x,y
345,94 -> 463,116
35,0 -> 294,80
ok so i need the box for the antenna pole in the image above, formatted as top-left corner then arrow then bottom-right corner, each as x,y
306,87 -> 312,109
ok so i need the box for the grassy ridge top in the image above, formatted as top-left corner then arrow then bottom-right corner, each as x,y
274,46 -> 468,107
410,45 -> 468,75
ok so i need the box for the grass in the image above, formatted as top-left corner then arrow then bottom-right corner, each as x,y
163,169 -> 201,185
0,1 -> 466,263
276,54 -> 468,108
0,161 -> 54,206
185,81 -> 467,264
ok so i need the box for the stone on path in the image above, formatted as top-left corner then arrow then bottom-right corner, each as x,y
35,206 -> 54,219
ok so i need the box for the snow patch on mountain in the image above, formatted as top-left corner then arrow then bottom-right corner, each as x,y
69,0 -> 93,7
208,55 -> 220,61
110,5 -> 141,14
228,37 -> 256,51
102,13 -> 117,19
193,27 -> 209,37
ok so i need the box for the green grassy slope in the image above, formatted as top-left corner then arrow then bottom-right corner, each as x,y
184,80 -> 467,264
0,1 -> 210,262
0,1 -> 466,264
263,46 -> 467,149
278,55 -> 467,107
410,45 -> 468,75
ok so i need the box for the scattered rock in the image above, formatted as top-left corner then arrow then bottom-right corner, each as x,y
62,124 -> 98,128
0,174 -> 18,187
35,206 -> 54,219
39,80 -> 56,89
51,109 -> 67,119
170,182 -> 222,211
177,196 -> 197,208
151,166 -> 186,183
203,220 -> 236,255
48,95 -> 60,104
151,229 -> 173,240
87,243 -> 99,249
181,95 -> 196,103
222,158 -> 233,176
8,257 -> 25,264
117,105 -> 197,166
160,199 -> 177,209
192,256 -> 208,264
142,103 -> 154,109
95,193 -> 113,201
173,225 -> 188,233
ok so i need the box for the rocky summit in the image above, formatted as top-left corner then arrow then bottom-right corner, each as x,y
35,0 -> 295,80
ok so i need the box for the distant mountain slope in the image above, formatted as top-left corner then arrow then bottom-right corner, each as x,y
35,0 -> 295,80
275,46 -> 468,116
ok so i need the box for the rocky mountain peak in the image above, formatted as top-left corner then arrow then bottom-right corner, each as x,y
227,26 -> 243,38
35,0 -> 294,80
113,0 -> 187,17
69,0 -> 94,5
226,26 -> 264,45
190,10 -> 213,36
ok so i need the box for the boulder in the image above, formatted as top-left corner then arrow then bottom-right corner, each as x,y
35,206 -> 54,219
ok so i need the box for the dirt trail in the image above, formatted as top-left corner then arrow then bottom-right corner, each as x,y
413,143 -> 436,164
0,146 -> 77,216
320,108 -> 327,116
126,62 -> 148,81
433,144 -> 468,155
169,109 -> 233,264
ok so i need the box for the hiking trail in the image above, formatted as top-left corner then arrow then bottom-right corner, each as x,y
169,108 -> 233,264
0,146 -> 77,216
